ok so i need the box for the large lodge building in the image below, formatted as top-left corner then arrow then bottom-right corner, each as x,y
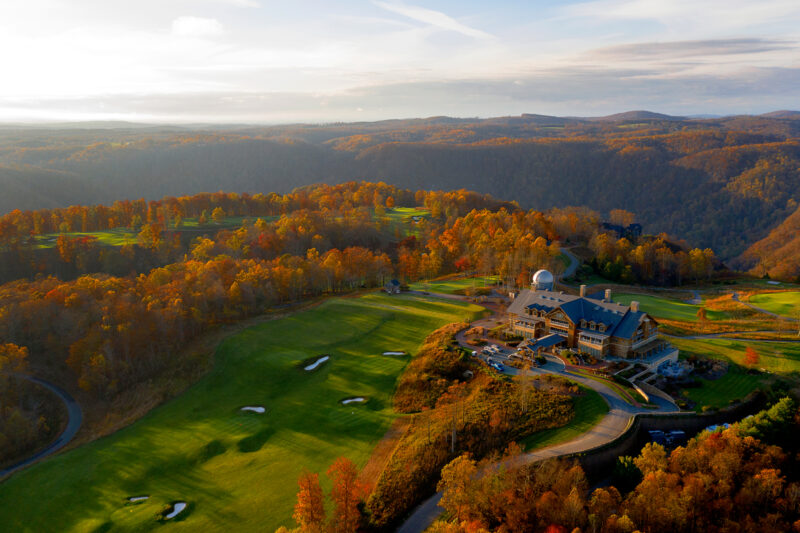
507,270 -> 667,359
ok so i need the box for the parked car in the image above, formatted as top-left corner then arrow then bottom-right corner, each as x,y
491,361 -> 505,372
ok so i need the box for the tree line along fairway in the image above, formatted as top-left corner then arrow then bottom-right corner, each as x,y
0,292 -> 484,532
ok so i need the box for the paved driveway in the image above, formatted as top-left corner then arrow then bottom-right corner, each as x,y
0,375 -> 83,479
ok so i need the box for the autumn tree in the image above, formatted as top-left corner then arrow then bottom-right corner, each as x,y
0,343 -> 29,375
293,471 -> 326,533
633,442 -> 668,475
437,454 -> 478,524
744,346 -> 760,368
609,209 -> 636,227
327,457 -> 364,533
212,207 -> 226,224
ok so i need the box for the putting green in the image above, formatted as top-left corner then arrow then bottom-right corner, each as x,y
613,293 -> 727,322
0,292 -> 484,532
749,291 -> 800,318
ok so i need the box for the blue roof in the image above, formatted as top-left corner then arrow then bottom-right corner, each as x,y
528,334 -> 566,350
508,288 -> 653,341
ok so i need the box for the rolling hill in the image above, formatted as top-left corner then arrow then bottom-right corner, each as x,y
1,112 -> 800,262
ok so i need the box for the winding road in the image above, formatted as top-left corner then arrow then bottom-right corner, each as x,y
397,279 -> 678,533
559,247 -> 581,280
0,375 -> 82,479
397,354 -> 674,533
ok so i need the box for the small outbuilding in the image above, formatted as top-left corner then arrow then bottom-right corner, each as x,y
385,279 -> 401,294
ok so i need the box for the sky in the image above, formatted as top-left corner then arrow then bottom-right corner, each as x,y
1,0 -> 798,123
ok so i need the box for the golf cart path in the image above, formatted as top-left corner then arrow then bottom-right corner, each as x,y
396,367 -> 651,533
397,314 -> 678,533
0,375 -> 83,479
559,248 -> 580,280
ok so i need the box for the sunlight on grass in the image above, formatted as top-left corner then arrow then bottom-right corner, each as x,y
0,293 -> 484,532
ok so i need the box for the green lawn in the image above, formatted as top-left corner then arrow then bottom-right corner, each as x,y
749,292 -> 800,318
384,207 -> 430,222
683,366 -> 765,411
671,337 -> 800,374
521,386 -> 608,450
0,293 -> 484,533
381,207 -> 431,238
409,275 -> 501,295
31,216 -> 275,249
613,293 -> 728,322
669,337 -> 800,411
33,228 -> 138,248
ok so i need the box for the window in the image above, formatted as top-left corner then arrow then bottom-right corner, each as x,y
589,321 -> 596,330
599,324 -> 606,332
580,319 -> 586,328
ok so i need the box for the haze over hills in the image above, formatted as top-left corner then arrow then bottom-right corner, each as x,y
2,110 -> 800,273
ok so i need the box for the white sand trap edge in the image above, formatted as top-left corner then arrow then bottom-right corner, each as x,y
305,355 -> 330,371
240,406 -> 265,414
165,502 -> 187,519
382,351 -> 406,356
128,496 -> 149,502
341,397 -> 365,405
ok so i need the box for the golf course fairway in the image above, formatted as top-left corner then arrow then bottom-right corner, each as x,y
0,292 -> 484,532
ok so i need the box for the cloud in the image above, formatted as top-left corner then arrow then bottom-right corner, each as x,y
587,39 -> 796,60
171,16 -> 224,38
560,0 -> 800,33
210,0 -> 260,6
372,1 -> 493,39
3,66 -> 799,123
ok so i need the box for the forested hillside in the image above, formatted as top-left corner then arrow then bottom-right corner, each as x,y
739,203 -> 800,280
2,112 -> 799,263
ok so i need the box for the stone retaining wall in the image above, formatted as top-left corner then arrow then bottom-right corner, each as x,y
567,392 -> 766,480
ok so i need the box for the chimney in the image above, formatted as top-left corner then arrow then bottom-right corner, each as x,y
631,301 -> 639,312
604,289 -> 612,303
580,285 -> 586,297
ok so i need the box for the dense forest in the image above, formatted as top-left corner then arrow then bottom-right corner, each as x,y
0,181 -> 717,463
428,398 -> 800,533
287,398 -> 800,533
2,112 -> 800,269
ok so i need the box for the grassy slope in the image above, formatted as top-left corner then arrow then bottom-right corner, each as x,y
749,291 -> 800,317
32,216 -> 273,249
0,293 -> 484,533
669,337 -> 800,410
409,275 -> 500,295
613,293 -> 728,322
521,386 -> 608,450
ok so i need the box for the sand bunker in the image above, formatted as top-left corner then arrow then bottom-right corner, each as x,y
240,406 -> 265,414
127,496 -> 149,503
164,502 -> 187,520
305,355 -> 330,371
341,397 -> 365,405
382,351 -> 406,356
